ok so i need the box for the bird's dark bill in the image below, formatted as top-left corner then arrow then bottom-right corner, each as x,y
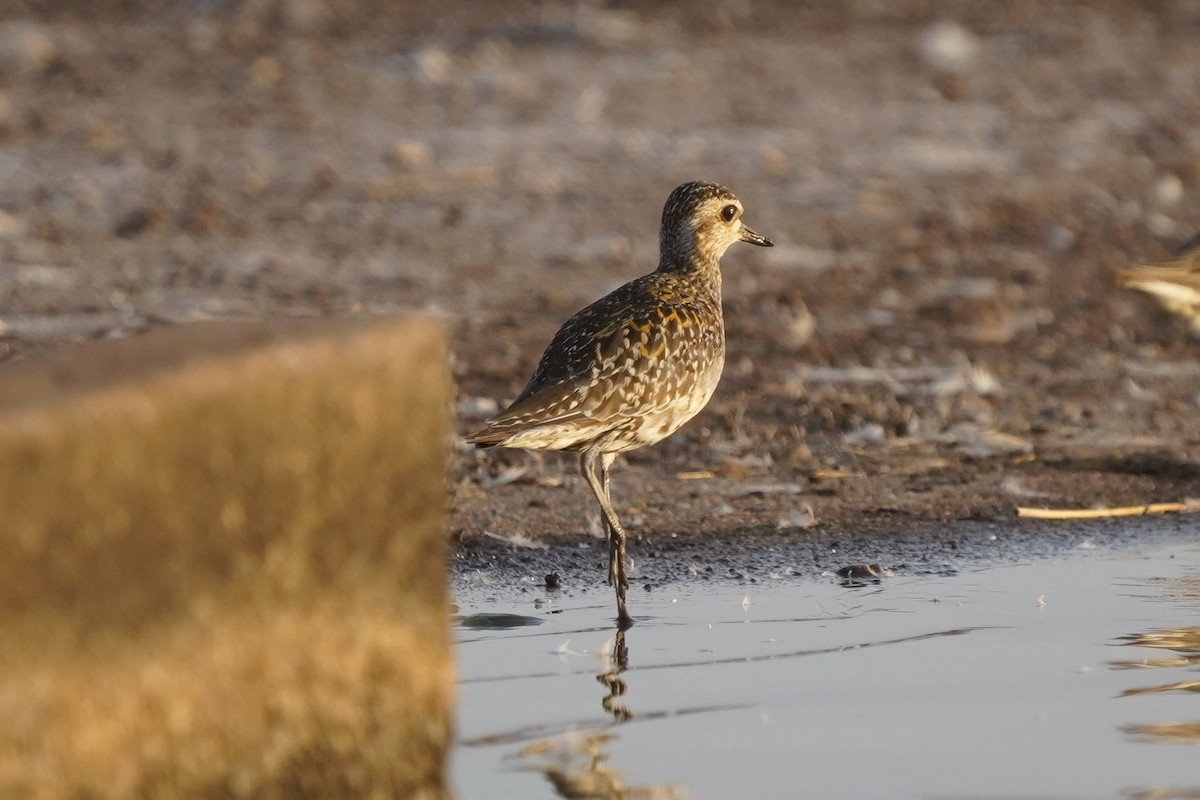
740,226 -> 773,247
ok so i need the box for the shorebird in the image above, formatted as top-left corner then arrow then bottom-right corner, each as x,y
1117,229 -> 1200,335
467,180 -> 773,627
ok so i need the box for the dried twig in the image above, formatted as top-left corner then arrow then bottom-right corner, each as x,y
1017,500 -> 1200,519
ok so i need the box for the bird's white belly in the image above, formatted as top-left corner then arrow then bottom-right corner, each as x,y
625,356 -> 724,449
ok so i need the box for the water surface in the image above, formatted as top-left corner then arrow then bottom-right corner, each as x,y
453,529 -> 1200,799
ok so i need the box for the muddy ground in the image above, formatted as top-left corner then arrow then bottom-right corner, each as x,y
1,1 -> 1199,583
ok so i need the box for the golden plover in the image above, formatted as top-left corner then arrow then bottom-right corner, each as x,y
1117,229 -> 1200,336
467,180 -> 773,627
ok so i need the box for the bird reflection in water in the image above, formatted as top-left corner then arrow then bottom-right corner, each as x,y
1112,625 -> 1200,747
518,730 -> 685,800
516,628 -> 688,799
1108,566 -> 1200,800
598,628 -> 632,721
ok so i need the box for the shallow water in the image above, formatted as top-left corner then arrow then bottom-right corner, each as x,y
452,529 -> 1200,799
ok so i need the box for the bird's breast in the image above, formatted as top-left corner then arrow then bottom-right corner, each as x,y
614,343 -> 725,450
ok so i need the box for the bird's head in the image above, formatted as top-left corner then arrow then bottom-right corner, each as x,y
659,180 -> 772,272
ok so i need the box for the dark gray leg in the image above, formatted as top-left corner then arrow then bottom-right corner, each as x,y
600,451 -> 628,600
599,452 -> 616,584
580,448 -> 631,627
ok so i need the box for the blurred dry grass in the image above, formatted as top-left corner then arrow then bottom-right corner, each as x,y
0,317 -> 453,799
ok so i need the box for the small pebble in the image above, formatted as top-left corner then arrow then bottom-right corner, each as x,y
0,23 -> 57,76
283,0 -> 329,31
1153,174 -> 1183,207
390,139 -> 434,170
919,20 -> 980,73
249,56 -> 283,90
0,209 -> 26,239
412,46 -> 452,82
836,564 -> 883,579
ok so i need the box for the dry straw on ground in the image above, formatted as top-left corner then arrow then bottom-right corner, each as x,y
0,317 -> 453,800
1016,499 -> 1200,520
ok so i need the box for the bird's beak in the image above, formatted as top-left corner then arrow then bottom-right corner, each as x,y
739,224 -> 773,247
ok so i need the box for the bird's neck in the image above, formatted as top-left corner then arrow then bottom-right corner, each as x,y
656,251 -> 723,303
658,236 -> 722,281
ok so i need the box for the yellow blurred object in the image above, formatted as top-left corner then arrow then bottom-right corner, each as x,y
0,317 -> 453,800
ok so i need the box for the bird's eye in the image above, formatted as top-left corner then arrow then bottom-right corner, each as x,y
721,204 -> 738,222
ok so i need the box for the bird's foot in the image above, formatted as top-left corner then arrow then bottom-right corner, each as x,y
616,602 -> 633,630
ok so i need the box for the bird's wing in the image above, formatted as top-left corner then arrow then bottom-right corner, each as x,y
1116,258 -> 1200,290
1114,249 -> 1200,336
474,280 -> 716,440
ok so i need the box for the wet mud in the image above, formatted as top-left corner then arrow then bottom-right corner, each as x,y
0,1 -> 1198,560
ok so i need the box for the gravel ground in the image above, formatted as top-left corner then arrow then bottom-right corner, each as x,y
1,1 -> 1198,578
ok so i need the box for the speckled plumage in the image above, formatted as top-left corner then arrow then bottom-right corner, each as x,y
1117,229 -> 1200,335
468,180 -> 773,627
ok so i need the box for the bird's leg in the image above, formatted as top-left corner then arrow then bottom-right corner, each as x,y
581,449 -> 632,628
600,454 -> 617,584
580,449 -> 612,572
600,452 -> 627,590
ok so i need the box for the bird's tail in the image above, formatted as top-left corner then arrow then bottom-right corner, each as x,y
464,427 -> 508,448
